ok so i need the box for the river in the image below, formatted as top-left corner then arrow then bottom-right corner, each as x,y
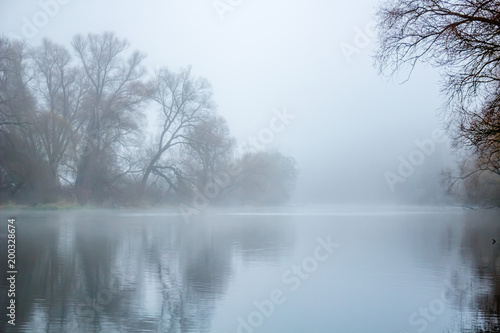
0,206 -> 499,332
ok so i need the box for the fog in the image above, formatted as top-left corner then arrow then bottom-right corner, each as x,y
0,0 -> 454,205
4,3 -> 500,332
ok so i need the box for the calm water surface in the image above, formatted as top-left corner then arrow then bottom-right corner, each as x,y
0,206 -> 499,332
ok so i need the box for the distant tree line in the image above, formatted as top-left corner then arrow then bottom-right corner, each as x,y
0,32 -> 297,207
375,0 -> 500,206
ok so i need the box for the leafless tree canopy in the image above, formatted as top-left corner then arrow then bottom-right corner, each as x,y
139,67 -> 216,195
377,0 -> 500,90
0,33 -> 298,207
376,0 -> 500,202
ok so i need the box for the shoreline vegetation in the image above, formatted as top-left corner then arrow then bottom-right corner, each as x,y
0,33 -> 298,208
2,201 -> 499,212
376,0 -> 500,207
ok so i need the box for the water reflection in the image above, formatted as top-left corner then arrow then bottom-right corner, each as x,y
446,210 -> 500,332
0,211 -> 294,332
2,207 -> 500,332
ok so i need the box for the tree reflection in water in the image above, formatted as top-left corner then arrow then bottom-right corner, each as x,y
445,210 -> 500,332
0,211 -> 294,332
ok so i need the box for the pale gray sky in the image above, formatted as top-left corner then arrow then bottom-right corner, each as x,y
0,0 -> 452,203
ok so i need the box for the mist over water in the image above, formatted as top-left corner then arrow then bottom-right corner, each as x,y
1,207 -> 499,332
1,1 -> 500,332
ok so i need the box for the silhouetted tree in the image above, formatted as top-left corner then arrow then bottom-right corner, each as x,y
376,0 -> 500,203
30,39 -> 86,185
0,37 -> 57,203
181,114 -> 235,193
140,67 -> 216,198
0,33 -> 298,207
71,32 -> 151,204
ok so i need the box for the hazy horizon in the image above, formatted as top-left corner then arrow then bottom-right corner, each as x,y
0,0 -> 455,205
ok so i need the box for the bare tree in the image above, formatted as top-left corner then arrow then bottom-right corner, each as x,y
71,32 -> 151,204
30,39 -> 86,184
1,34 -> 269,207
181,114 -> 235,192
376,0 -> 500,122
376,0 -> 500,201
0,38 -> 34,129
377,0 -> 500,93
459,100 -> 500,174
140,67 -> 215,197
0,37 -> 57,202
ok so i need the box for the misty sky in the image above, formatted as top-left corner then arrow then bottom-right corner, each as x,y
0,0 -> 453,204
